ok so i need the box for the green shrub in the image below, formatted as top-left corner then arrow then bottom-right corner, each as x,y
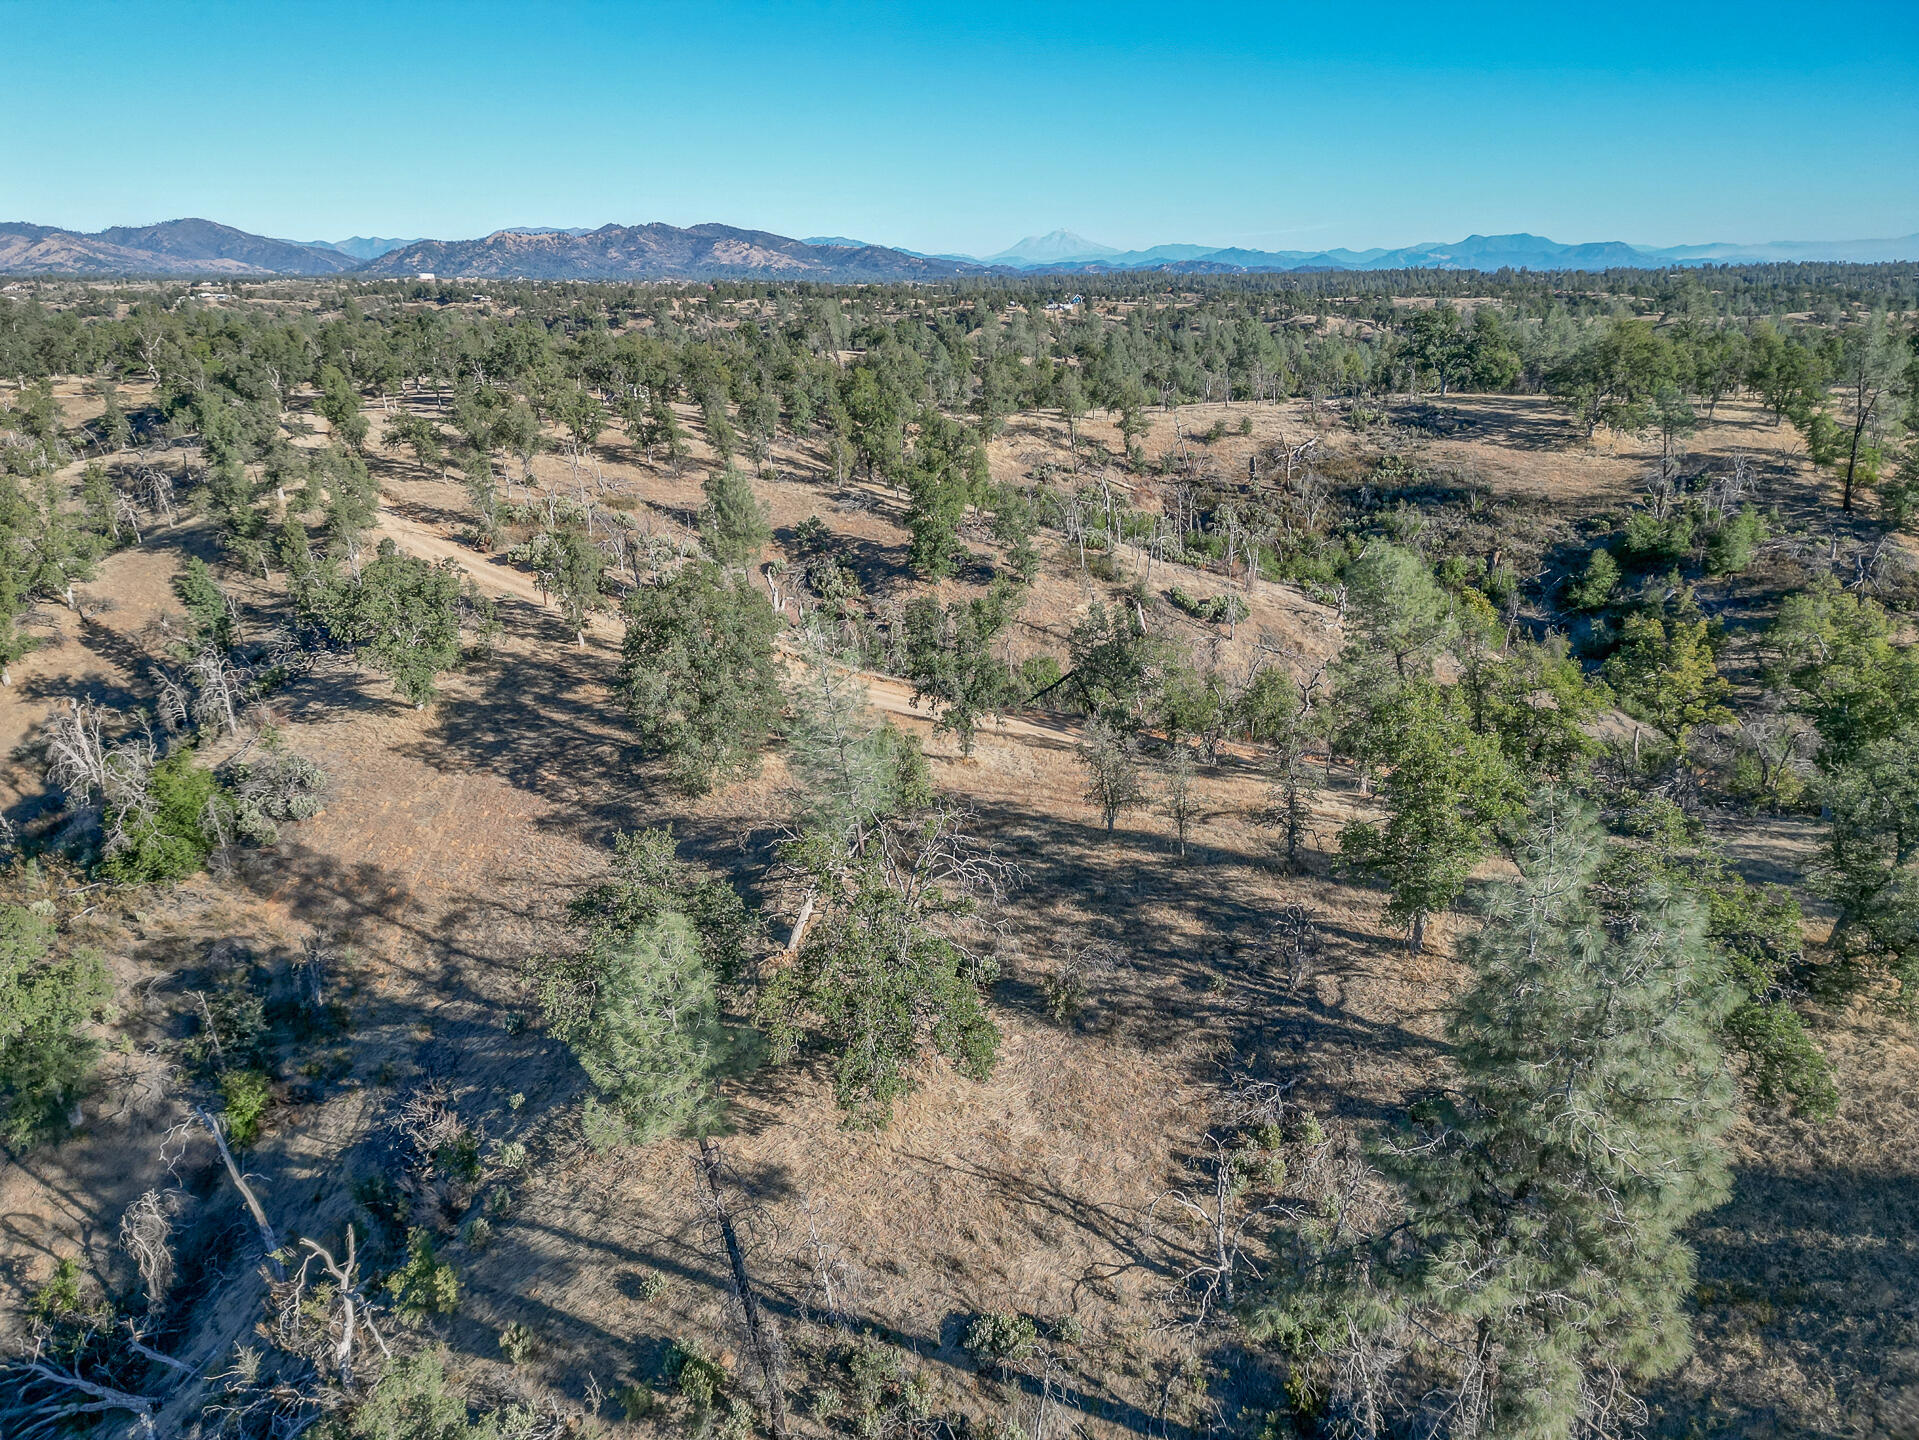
101,751 -> 219,883
1,904 -> 109,1150
315,1348 -> 485,1439
219,1068 -> 272,1146
1565,547 -> 1619,611
1167,586 -> 1247,626
963,1310 -> 1037,1366
1621,510 -> 1694,564
386,1229 -> 460,1321
1436,554 -> 1477,591
434,1129 -> 481,1183
1017,654 -> 1063,702
1725,1000 -> 1838,1119
1705,505 -> 1769,575
498,1321 -> 538,1365
1481,563 -> 1519,610
29,1256 -> 86,1324
668,1341 -> 726,1409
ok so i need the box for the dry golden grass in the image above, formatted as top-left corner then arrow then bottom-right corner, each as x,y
2,381 -> 1914,1435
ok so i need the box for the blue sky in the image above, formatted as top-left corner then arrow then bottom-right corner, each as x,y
4,0 -> 1916,255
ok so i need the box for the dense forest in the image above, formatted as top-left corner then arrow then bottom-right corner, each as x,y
2,265 -> 1917,1440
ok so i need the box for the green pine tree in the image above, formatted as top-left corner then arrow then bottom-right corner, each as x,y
618,560 -> 782,794
1256,794 -> 1739,1438
1337,683 -> 1523,951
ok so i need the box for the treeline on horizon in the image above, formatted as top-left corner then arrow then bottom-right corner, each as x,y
2,260 -> 1911,428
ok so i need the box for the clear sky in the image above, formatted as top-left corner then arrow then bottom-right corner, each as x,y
4,0 -> 1916,255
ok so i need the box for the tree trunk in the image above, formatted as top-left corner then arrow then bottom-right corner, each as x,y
195,1108 -> 285,1282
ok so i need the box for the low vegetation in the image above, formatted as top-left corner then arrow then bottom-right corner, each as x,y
2,262 -> 1917,1440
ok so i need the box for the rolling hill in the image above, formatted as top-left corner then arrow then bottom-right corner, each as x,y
357,222 -> 990,281
0,219 -> 356,275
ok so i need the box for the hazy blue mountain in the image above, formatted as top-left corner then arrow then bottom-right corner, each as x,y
1011,230 -> 1919,273
311,236 -> 419,260
986,230 -> 1120,265
1650,234 -> 1919,264
7,216 -> 1917,280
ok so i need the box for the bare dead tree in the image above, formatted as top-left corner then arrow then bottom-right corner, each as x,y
297,938 -> 335,1012
794,1197 -> 864,1330
1043,932 -> 1121,1023
42,699 -> 160,856
1148,1077 -> 1311,1331
113,488 -> 145,545
197,1343 -> 337,1440
155,670 -> 192,736
1148,1133 -> 1285,1327
388,1078 -> 467,1166
43,698 -> 114,799
270,1227 -> 391,1389
188,1108 -> 286,1282
1262,904 -> 1321,997
4,1342 -> 162,1440
119,1189 -> 181,1313
189,648 -> 248,737
135,460 -> 177,526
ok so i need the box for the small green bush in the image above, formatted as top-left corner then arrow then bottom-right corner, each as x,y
386,1229 -> 460,1321
1726,1000 -> 1838,1120
1,904 -> 109,1150
1167,586 -> 1247,626
30,1257 -> 86,1324
668,1342 -> 726,1409
963,1310 -> 1037,1366
810,1385 -> 846,1423
1565,547 -> 1619,611
1705,505 -> 1769,575
101,751 -> 219,883
498,1321 -> 538,1365
1621,510 -> 1694,564
219,1068 -> 272,1146
434,1129 -> 481,1183
1017,654 -> 1063,702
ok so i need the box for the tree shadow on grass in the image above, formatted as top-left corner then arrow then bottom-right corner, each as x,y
1648,1160 -> 1919,1438
963,794 -> 1449,1116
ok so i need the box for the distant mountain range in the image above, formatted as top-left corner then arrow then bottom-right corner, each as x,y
957,229 -> 1919,272
0,219 -> 359,276
358,224 -> 987,281
306,235 -> 420,261
3,218 -> 1915,281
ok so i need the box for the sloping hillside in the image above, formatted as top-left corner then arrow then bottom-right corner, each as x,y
360,222 -> 992,280
0,219 -> 357,275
